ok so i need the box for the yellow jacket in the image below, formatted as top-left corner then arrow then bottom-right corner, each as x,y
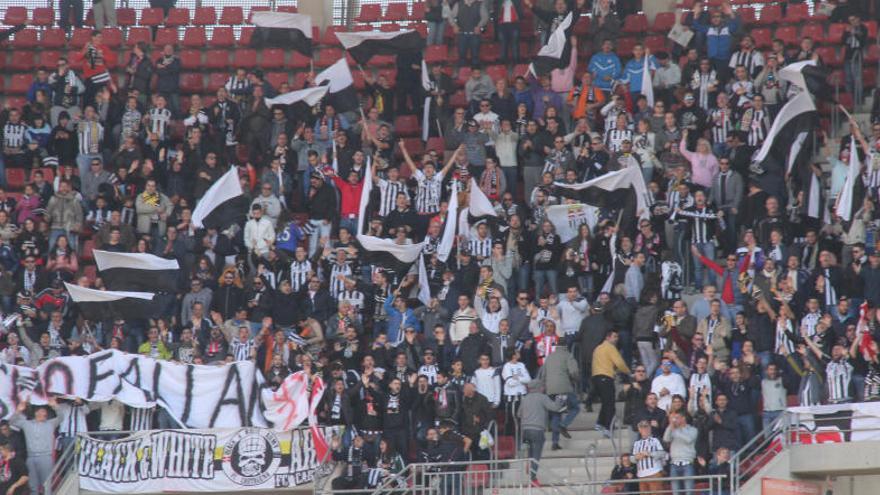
591,340 -> 630,378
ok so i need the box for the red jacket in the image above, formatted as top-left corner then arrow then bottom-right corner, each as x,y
332,176 -> 364,217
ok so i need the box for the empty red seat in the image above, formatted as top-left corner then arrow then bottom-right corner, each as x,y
9,52 -> 35,71
380,23 -> 402,32
318,48 -> 344,66
116,8 -> 136,26
179,49 -> 202,69
5,170 -> 26,191
180,73 -> 204,93
40,51 -> 63,69
425,44 -> 447,64
751,28 -> 772,49
140,7 -> 165,26
11,30 -> 38,49
486,64 -> 508,82
154,27 -> 179,46
355,4 -> 382,23
774,26 -> 798,46
867,20 -> 878,40
737,7 -> 756,25
204,49 -> 230,69
239,27 -> 255,46
644,35 -> 667,53
220,6 -> 244,25
825,23 -> 847,44
70,28 -> 92,48
784,3 -> 809,23
261,48 -> 285,68
622,13 -> 648,34
126,27 -> 152,47
193,6 -> 216,25
616,37 -> 638,57
233,49 -> 258,69
866,44 -> 880,63
411,2 -> 426,19
207,73 -> 228,92
757,4 -> 781,25
800,24 -> 824,43
3,7 -> 27,25
395,115 -> 420,136
41,29 -> 67,49
102,27 -> 123,47
182,27 -> 207,47
815,46 -> 841,66
32,8 -> 55,26
426,137 -> 445,153
287,51 -> 311,68
320,26 -> 344,46
210,27 -> 235,47
386,2 -> 409,20
479,43 -> 502,63
277,6 -> 298,13
266,72 -> 289,88
165,8 -> 190,26
864,67 -> 877,88
651,12 -> 676,32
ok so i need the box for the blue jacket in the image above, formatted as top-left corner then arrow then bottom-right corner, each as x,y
621,55 -> 657,93
384,294 -> 421,345
26,81 -> 52,103
692,15 -> 740,62
588,52 -> 622,91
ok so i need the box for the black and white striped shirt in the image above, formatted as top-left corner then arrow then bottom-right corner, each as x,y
745,108 -> 768,147
129,407 -> 155,431
419,364 -> 439,385
729,50 -> 764,78
290,260 -> 312,292
414,170 -> 444,214
678,205 -> 718,244
148,107 -> 173,141
378,178 -> 409,217
710,108 -> 733,144
58,403 -> 90,437
826,359 -> 854,403
231,337 -> 255,362
2,122 -> 26,150
469,236 -> 492,260
339,289 -> 365,313
329,263 -> 352,299
822,268 -> 837,308
632,436 -> 665,477
77,121 -> 104,154
605,129 -> 632,153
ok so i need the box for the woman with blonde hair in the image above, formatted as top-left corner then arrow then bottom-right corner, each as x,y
679,130 -> 720,190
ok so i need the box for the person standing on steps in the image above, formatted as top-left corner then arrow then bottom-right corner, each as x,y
539,343 -> 580,450
592,329 -> 631,435
518,380 -> 565,488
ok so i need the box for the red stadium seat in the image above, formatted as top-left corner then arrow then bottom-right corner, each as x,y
207,73 -> 228,92
616,37 -> 638,57
11,30 -> 38,49
39,28 -> 66,50
866,44 -> 880,63
815,46 -> 841,66
40,51 -> 63,69
287,51 -> 311,69
81,240 -> 96,262
180,49 -> 202,70
260,48 -> 285,68
154,27 -> 179,46
450,90 -> 467,107
864,68 -> 877,88
411,22 -> 428,38
479,43 -> 502,63
644,35 -> 667,53
220,6 -> 244,25
757,4 -> 781,25
395,115 -> 420,137
867,20 -> 878,40
371,54 -> 395,66
32,7 -> 55,26
204,49 -> 231,69
126,27 -> 152,47
784,3 -> 809,23
3,7 -> 27,25
317,48 -> 344,67
180,73 -> 204,93
9,52 -> 35,71
102,27 -> 123,48
266,72 -> 289,88
116,8 -> 136,26
193,6 -> 216,25
622,13 -> 648,34
411,2 -> 426,20
800,24 -> 824,44
825,23 -> 846,44
70,28 -> 92,48
355,4 -> 382,23
750,28 -> 772,49
651,12 -> 676,32
486,64 -> 508,82
239,27 -> 255,46
165,8 -> 190,26
424,44 -> 447,64
5,170 -> 26,191
385,3 -> 409,20
210,27 -> 235,47
737,7 -> 756,25
837,92 -> 854,110
233,48 -> 258,69
277,6 -> 298,13
774,26 -> 797,46
292,71 -> 310,89
426,137 -> 445,153
182,27 -> 207,47
380,23 -> 402,32
140,7 -> 165,26
321,26 -> 345,46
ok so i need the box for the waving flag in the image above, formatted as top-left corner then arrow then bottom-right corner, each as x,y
336,30 -> 425,65
314,58 -> 358,113
94,251 -> 180,293
192,167 -> 244,229
250,11 -> 313,55
65,283 -> 157,320
529,12 -> 574,76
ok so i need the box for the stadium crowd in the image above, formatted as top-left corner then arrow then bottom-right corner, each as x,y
1,0 -> 880,493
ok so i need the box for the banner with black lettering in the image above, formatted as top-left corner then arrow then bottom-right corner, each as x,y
77,426 -> 334,493
0,350 -> 269,428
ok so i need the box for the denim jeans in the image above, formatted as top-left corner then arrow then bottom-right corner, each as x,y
762,410 -> 782,431
522,428 -> 545,480
550,392 -> 580,444
533,269 -> 558,297
720,210 -> 737,254
457,33 -> 481,67
669,463 -> 695,495
427,21 -> 446,45
498,23 -> 520,63
737,413 -> 756,448
307,219 -> 333,257
692,241 -> 716,290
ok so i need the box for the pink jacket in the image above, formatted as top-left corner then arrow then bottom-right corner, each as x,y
551,47 -> 578,94
679,139 -> 720,189
14,194 -> 41,225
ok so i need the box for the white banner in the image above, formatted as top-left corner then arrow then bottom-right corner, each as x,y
545,203 -> 600,242
0,350 -> 322,430
786,401 -> 880,443
77,426 -> 333,493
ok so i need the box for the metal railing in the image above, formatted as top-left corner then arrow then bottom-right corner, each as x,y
45,430 -> 138,495
541,474 -> 727,495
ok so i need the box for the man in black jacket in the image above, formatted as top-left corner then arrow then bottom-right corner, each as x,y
458,323 -> 490,375
297,276 -> 334,324
306,171 -> 337,258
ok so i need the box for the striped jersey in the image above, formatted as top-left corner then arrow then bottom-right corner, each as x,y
328,262 -> 353,299
413,170 -> 444,214
231,337 -> 255,362
148,107 -> 173,141
605,128 -> 632,153
377,178 -> 409,217
2,122 -> 27,150
77,121 -> 104,154
129,406 -> 155,431
826,359 -> 854,403
339,289 -> 365,313
632,436 -> 666,477
468,236 -> 492,261
709,108 -> 733,144
677,205 -> 718,243
58,403 -> 90,437
289,259 -> 312,292
729,50 -> 764,77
